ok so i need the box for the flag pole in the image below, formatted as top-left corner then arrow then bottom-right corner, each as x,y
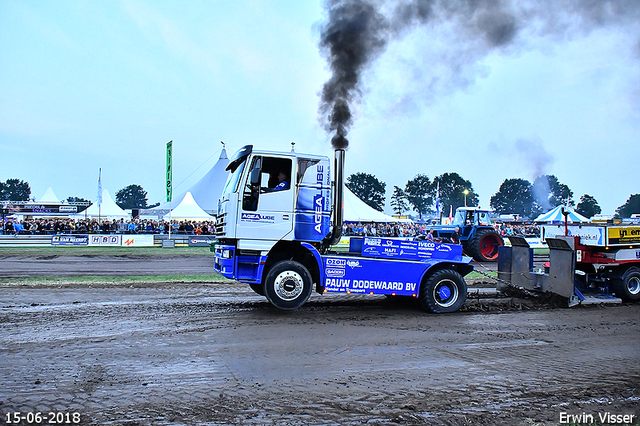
166,141 -> 173,240
98,168 -> 102,225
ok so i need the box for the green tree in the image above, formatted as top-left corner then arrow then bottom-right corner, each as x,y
346,173 -> 386,212
433,173 -> 478,211
576,194 -> 601,219
67,196 -> 90,203
115,184 -> 150,209
404,174 -> 433,220
0,178 -> 31,201
490,178 -> 534,217
390,186 -> 409,216
615,194 -> 640,218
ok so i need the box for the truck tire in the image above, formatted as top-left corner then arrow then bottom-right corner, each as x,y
466,228 -> 503,262
249,283 -> 265,296
419,269 -> 467,313
612,267 -> 640,302
263,260 -> 313,310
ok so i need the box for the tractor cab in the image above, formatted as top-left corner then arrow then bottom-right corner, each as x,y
452,208 -> 492,236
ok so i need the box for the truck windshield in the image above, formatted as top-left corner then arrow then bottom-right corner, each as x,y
222,158 -> 247,196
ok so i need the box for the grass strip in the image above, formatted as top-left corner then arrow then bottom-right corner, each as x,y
0,274 -> 231,287
0,246 -> 213,258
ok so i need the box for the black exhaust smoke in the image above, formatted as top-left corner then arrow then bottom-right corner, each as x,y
319,0 -> 389,149
318,0 -> 640,145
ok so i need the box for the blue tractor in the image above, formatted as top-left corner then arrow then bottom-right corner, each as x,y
429,207 -> 504,262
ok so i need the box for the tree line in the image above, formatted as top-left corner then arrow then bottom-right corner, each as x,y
2,176 -> 639,219
345,173 -> 640,220
0,180 -> 159,210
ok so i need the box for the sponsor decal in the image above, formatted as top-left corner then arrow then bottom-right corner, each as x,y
188,236 -> 217,247
608,226 -> 640,245
241,212 -> 275,223
314,194 -> 324,233
346,260 -> 361,268
326,258 -> 346,267
123,235 -> 154,247
89,235 -> 122,246
51,235 -> 89,246
364,238 -> 381,246
362,237 -> 462,261
326,268 -> 346,277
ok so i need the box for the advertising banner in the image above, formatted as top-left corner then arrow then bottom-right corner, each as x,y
361,237 -> 463,262
51,235 -> 89,246
122,235 -> 154,247
542,225 -> 605,246
188,235 -> 217,247
166,140 -> 173,203
89,235 -> 122,246
607,226 -> 640,245
323,256 -> 427,296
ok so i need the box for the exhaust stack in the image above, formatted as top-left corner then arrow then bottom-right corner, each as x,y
329,149 -> 345,246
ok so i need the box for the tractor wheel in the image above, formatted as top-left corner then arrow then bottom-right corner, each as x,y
263,260 -> 313,310
612,267 -> 640,302
466,228 -> 503,262
419,269 -> 467,313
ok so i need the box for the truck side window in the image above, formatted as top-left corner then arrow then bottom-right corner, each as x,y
242,156 -> 262,211
261,158 -> 292,193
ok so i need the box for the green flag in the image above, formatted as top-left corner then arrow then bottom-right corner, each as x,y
166,140 -> 173,203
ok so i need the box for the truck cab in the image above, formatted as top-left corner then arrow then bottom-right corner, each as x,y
215,145 -> 473,313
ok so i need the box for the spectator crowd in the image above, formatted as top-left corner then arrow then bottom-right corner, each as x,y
1,217 -> 216,236
2,217 -> 540,238
343,221 -> 540,238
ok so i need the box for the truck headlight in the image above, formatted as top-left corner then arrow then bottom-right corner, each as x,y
221,249 -> 233,259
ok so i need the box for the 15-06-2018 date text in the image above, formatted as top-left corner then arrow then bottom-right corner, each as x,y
5,412 -> 81,424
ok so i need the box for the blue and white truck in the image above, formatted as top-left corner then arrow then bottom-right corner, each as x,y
213,146 -> 473,312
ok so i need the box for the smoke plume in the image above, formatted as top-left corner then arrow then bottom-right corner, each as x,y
319,0 -> 389,149
318,0 -> 640,147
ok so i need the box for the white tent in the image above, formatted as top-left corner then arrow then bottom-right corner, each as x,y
163,192 -> 213,221
152,147 -> 229,213
534,205 -> 589,224
38,187 -> 61,203
344,187 -> 410,223
79,188 -> 129,219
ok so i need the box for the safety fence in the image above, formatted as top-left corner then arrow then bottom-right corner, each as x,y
0,234 -> 217,248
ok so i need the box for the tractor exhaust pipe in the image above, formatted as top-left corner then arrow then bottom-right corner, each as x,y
329,149 -> 345,246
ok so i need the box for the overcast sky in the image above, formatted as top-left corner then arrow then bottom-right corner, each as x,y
1,0 -> 639,216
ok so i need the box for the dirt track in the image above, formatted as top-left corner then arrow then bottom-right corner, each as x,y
0,255 -> 639,425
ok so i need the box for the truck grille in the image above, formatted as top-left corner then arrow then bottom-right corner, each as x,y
215,213 -> 227,237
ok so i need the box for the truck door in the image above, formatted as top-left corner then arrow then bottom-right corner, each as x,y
236,155 -> 294,241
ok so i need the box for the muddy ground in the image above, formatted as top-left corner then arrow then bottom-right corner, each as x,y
0,254 -> 638,425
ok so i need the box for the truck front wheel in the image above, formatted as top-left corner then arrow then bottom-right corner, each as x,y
264,260 -> 313,310
613,267 -> 640,302
419,269 -> 467,313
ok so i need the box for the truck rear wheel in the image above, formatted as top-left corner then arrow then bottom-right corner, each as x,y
613,267 -> 640,302
466,228 -> 503,262
264,260 -> 313,310
419,269 -> 467,313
